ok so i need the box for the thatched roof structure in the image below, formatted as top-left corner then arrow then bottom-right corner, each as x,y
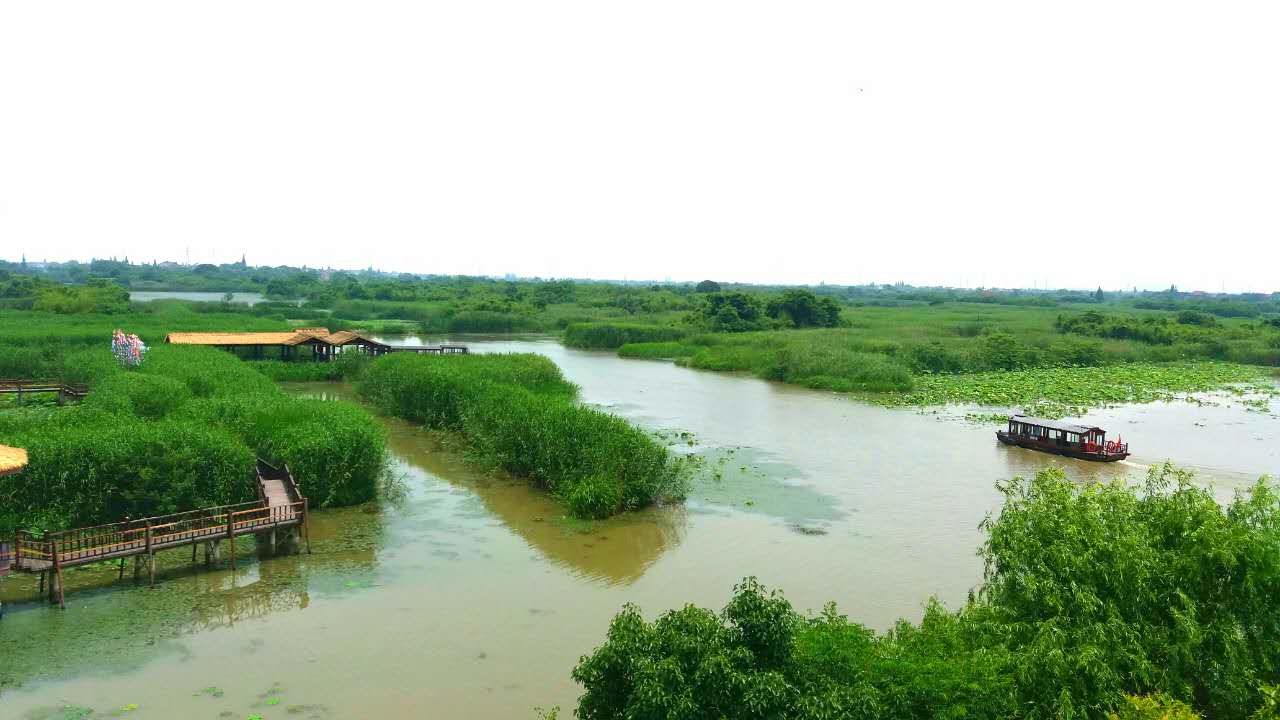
165,329 -> 387,348
0,444 -> 28,476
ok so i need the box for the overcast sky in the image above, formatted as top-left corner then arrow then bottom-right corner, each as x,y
2,2 -> 1277,291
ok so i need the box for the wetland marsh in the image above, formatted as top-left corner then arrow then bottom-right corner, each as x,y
3,338 -> 1276,718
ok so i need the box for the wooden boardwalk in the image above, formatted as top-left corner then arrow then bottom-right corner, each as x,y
0,378 -> 89,403
383,344 -> 469,355
3,460 -> 309,610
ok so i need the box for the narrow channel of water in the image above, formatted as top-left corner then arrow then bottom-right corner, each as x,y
2,338 -> 1276,718
128,291 -> 290,306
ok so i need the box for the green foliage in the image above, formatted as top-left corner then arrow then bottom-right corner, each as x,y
564,322 -> 688,350
32,280 -> 130,315
1254,685 -> 1280,720
679,331 -> 915,393
1106,695 -> 1200,720
1054,309 -> 1279,365
573,466 -> 1280,719
447,309 -> 542,333
140,345 -> 279,398
971,330 -> 1039,370
84,372 -> 191,419
574,579 -> 1015,720
691,291 -> 769,332
358,353 -> 685,518
976,464 -> 1280,719
0,344 -> 386,533
616,341 -> 700,360
0,416 -> 253,533
248,352 -> 370,381
766,289 -> 843,328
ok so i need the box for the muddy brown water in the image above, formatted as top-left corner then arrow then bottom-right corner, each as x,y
2,337 -> 1277,718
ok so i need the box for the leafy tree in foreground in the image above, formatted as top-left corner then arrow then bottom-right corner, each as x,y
571,465 -> 1280,719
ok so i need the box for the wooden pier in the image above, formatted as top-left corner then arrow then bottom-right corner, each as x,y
1,460 -> 309,610
383,344 -> 470,355
0,379 -> 89,403
166,329 -> 468,361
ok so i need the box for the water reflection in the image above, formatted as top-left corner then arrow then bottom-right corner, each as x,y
295,382 -> 688,585
0,500 -> 386,691
128,291 -> 280,306
361,386 -> 687,585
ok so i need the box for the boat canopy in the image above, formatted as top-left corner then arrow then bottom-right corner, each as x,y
1007,415 -> 1103,435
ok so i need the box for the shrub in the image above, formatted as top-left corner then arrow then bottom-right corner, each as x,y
1047,337 -> 1106,367
976,464 -> 1280,718
765,289 -> 843,328
0,416 -> 253,533
573,579 -> 1015,720
905,342 -> 967,374
971,330 -> 1040,371
85,372 -> 191,419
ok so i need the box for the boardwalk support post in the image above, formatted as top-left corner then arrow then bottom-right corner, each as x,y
145,520 -> 155,588
303,497 -> 311,555
51,541 -> 65,610
227,509 -> 235,571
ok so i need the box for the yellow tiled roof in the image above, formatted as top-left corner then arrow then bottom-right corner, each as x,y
164,328 -> 387,347
165,332 -> 327,346
324,331 -> 386,345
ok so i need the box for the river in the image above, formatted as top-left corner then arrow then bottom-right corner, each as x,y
129,291 -> 286,306
2,337 -> 1277,718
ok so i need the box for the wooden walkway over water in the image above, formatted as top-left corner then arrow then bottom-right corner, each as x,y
1,460 -> 309,610
383,344 -> 470,355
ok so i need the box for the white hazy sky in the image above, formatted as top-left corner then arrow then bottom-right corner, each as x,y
2,2 -> 1278,291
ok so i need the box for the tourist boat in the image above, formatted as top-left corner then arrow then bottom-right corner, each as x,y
996,415 -> 1129,462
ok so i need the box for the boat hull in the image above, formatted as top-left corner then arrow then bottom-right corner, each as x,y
996,431 -> 1129,462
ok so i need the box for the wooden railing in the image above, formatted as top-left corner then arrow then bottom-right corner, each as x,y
12,499 -> 304,570
383,344 -> 469,355
0,379 -> 89,400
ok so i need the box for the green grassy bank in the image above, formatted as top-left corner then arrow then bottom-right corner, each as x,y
563,322 -> 688,350
611,304 -> 1280,416
357,353 -> 687,519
